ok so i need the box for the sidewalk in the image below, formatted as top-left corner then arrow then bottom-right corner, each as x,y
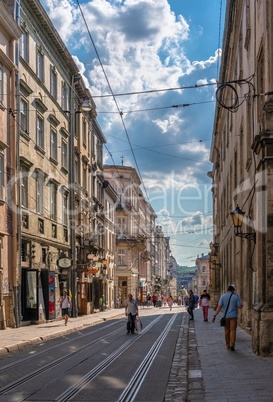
0,308 -> 124,356
187,307 -> 273,401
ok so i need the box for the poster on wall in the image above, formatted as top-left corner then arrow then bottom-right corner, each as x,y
48,271 -> 55,320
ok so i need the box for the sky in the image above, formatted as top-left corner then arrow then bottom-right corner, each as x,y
40,0 -> 226,267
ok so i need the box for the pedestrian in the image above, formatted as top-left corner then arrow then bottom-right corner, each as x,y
194,293 -> 199,309
167,295 -> 173,311
212,285 -> 242,351
200,289 -> 210,321
125,293 -> 138,334
59,290 -> 71,326
187,290 -> 195,320
152,294 -> 157,307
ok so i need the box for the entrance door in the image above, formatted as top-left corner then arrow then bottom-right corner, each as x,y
21,269 -> 38,321
118,277 -> 127,307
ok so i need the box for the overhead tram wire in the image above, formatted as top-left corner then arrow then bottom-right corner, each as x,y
97,99 -> 216,115
76,0 -> 150,203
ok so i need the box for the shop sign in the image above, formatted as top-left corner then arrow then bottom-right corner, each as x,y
58,257 -> 72,268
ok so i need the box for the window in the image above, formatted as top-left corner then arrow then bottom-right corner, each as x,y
0,152 -> 4,200
0,64 -> 3,103
38,218 -> 44,234
21,241 -> 28,262
50,129 -> 58,161
20,28 -> 28,61
50,183 -> 57,221
42,248 -> 47,264
118,248 -> 126,265
52,224 -> 57,238
82,119 -> 87,147
83,162 -> 87,190
202,266 -> 206,273
36,175 -> 44,215
61,81 -> 67,110
75,111 -> 80,138
36,114 -> 44,150
36,47 -> 44,81
62,191 -> 68,226
22,212 -> 29,229
50,66 -> 57,99
61,139 -> 68,171
75,154 -> 79,183
117,218 -> 126,234
21,166 -> 28,208
20,97 -> 28,134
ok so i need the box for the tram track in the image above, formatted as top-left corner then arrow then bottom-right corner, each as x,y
118,314 -> 177,402
0,314 -> 164,397
0,320 -> 119,373
56,314 -> 164,401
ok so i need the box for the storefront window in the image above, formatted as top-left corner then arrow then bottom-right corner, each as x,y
26,271 -> 37,308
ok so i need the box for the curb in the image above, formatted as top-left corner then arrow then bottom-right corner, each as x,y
187,320 -> 205,401
164,313 -> 189,402
0,312 -> 125,357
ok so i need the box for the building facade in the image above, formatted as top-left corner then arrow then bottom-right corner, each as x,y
193,254 -> 210,296
0,1 -> 21,329
210,0 -> 273,355
0,0 -> 174,328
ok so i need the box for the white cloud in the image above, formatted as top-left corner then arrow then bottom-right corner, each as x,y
40,0 -> 220,265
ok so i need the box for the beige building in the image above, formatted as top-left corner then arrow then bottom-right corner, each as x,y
210,0 -> 273,355
18,0 -> 82,323
192,254 -> 210,297
0,1 -> 21,328
104,165 -> 147,305
103,165 -> 170,306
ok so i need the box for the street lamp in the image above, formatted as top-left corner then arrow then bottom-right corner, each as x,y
230,205 -> 256,243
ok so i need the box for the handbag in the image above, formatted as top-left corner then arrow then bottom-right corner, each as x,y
220,293 -> 233,327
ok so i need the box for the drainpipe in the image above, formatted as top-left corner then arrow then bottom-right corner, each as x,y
13,0 -> 21,328
69,74 -> 81,318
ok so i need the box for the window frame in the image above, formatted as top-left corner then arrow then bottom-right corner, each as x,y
36,112 -> 44,150
50,182 -> 58,221
118,248 -> 126,265
50,66 -> 57,99
61,81 -> 68,110
20,96 -> 28,134
21,166 -> 29,208
62,190 -> 69,226
36,46 -> 44,82
36,174 -> 44,215
20,27 -> 28,62
50,128 -> 58,162
61,139 -> 68,171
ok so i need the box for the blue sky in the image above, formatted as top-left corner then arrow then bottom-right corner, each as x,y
40,0 -> 226,266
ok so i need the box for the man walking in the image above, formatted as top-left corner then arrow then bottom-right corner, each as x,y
187,290 -> 195,320
200,289 -> 210,321
212,285 -> 242,351
125,294 -> 138,334
59,290 -> 71,326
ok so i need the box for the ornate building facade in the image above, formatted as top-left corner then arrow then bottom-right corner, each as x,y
210,0 -> 273,355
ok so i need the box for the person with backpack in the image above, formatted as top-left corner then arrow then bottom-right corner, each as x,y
59,290 -> 71,326
125,294 -> 138,334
